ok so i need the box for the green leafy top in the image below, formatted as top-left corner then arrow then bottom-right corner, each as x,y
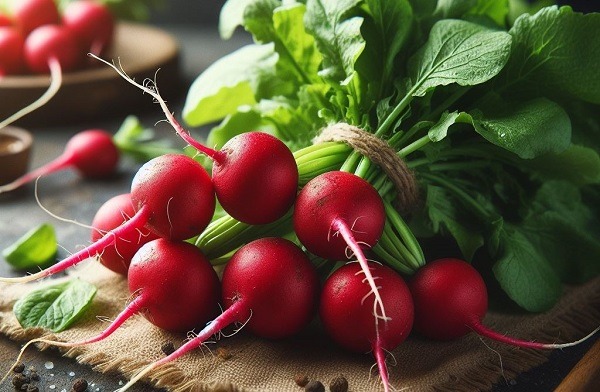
183,0 -> 600,312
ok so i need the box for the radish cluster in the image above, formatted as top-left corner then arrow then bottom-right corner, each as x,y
0,0 -> 114,77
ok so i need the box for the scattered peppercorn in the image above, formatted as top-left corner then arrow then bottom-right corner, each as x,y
28,371 -> 40,382
12,363 -> 25,374
25,385 -> 39,392
330,375 -> 349,392
216,346 -> 232,361
294,374 -> 309,388
161,341 -> 175,356
12,373 -> 29,389
71,377 -> 88,392
304,380 -> 325,392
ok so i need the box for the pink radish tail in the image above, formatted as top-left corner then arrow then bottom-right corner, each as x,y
0,57 -> 62,130
88,54 -> 225,164
470,320 -> 600,350
373,339 -> 391,392
332,217 -> 388,322
116,300 -> 247,392
0,151 -> 73,194
2,295 -> 147,384
0,205 -> 150,283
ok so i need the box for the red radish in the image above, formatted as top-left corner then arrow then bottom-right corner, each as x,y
293,171 -> 388,321
0,154 -> 216,283
24,24 -> 81,73
409,258 -> 600,347
0,27 -> 24,76
12,0 -> 60,36
90,193 -> 158,276
320,263 -> 414,392
0,13 -> 12,27
0,25 -> 80,129
0,129 -> 119,194
116,237 -> 320,392
92,55 -> 299,225
62,0 -> 115,56
8,238 -> 221,374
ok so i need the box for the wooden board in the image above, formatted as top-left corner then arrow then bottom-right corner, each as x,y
0,23 -> 181,127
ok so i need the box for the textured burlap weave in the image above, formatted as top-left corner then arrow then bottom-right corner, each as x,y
1,260 -> 598,392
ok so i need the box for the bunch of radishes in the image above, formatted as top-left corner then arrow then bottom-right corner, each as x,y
0,0 -> 114,76
4,114 -> 596,392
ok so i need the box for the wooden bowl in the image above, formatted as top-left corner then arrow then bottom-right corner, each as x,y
0,23 -> 181,127
0,126 -> 33,186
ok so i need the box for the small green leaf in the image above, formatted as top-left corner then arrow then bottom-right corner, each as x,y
428,111 -> 462,142
219,0 -> 257,39
13,279 -> 97,332
408,19 -> 512,97
2,224 -> 57,270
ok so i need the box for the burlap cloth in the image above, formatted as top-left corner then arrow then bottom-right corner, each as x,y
0,260 -> 599,392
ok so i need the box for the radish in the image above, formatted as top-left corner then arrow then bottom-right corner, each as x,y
293,170 -> 388,321
116,237 -> 320,392
0,12 -> 12,27
0,27 -> 24,76
93,55 -> 299,225
409,258 -> 600,347
0,129 -> 119,194
24,24 -> 81,74
0,25 -> 80,129
0,153 -> 216,283
8,238 -> 221,375
62,0 -> 115,56
320,262 -> 414,392
12,0 -> 60,36
90,193 -> 158,276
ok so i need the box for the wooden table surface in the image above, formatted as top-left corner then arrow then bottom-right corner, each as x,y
0,24 -> 598,392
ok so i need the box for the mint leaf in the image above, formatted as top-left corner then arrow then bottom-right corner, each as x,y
467,95 -> 572,159
408,19 -> 512,97
183,44 -> 277,126
13,279 -> 97,332
504,6 -> 600,104
493,225 -> 562,312
2,224 -> 57,270
305,0 -> 365,83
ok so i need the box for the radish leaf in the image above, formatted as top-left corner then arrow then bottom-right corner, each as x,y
13,279 -> 97,332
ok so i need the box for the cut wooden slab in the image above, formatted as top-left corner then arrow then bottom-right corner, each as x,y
0,23 -> 181,127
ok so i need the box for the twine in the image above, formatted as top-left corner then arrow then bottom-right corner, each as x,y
314,123 -> 420,213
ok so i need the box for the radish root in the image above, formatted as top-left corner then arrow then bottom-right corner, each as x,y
0,57 -> 62,131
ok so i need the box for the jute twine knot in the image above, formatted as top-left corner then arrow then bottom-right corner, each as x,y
313,122 -> 420,213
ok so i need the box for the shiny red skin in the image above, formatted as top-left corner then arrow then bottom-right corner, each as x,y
24,24 -> 81,73
212,132 -> 298,225
13,0 -> 60,36
91,193 -> 158,276
0,27 -> 24,75
65,129 -> 120,177
319,262 -> 414,353
128,239 -> 221,332
408,258 -> 488,340
130,154 -> 216,241
62,0 -> 115,55
293,171 -> 385,261
221,237 -> 320,339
